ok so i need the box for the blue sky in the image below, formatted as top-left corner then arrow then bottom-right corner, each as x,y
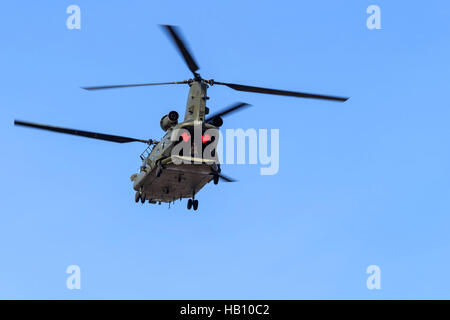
1,1 -> 450,299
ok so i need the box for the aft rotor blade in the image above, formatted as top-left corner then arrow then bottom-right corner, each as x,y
205,102 -> 250,123
213,81 -> 349,102
14,120 -> 149,144
81,80 -> 188,91
216,173 -> 236,182
160,24 -> 199,76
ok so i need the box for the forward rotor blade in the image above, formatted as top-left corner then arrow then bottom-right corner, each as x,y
82,81 -> 188,91
160,24 -> 199,76
205,102 -> 250,123
213,81 -> 349,102
14,120 -> 149,144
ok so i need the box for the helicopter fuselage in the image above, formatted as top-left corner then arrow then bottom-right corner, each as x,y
131,81 -> 220,203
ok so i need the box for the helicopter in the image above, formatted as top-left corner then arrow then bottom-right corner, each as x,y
14,25 -> 348,211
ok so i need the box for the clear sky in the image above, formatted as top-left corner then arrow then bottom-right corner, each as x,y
1,1 -> 450,299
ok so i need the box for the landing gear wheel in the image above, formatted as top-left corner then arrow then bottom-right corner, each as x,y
187,199 -> 193,210
135,192 -> 141,203
140,193 -> 146,203
213,175 -> 219,185
193,199 -> 199,211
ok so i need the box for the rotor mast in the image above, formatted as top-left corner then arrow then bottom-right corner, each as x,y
184,79 -> 208,122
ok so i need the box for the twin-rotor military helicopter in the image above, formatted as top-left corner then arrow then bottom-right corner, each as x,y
14,25 -> 348,211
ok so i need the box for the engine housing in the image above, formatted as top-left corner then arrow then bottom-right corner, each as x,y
160,111 -> 179,131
